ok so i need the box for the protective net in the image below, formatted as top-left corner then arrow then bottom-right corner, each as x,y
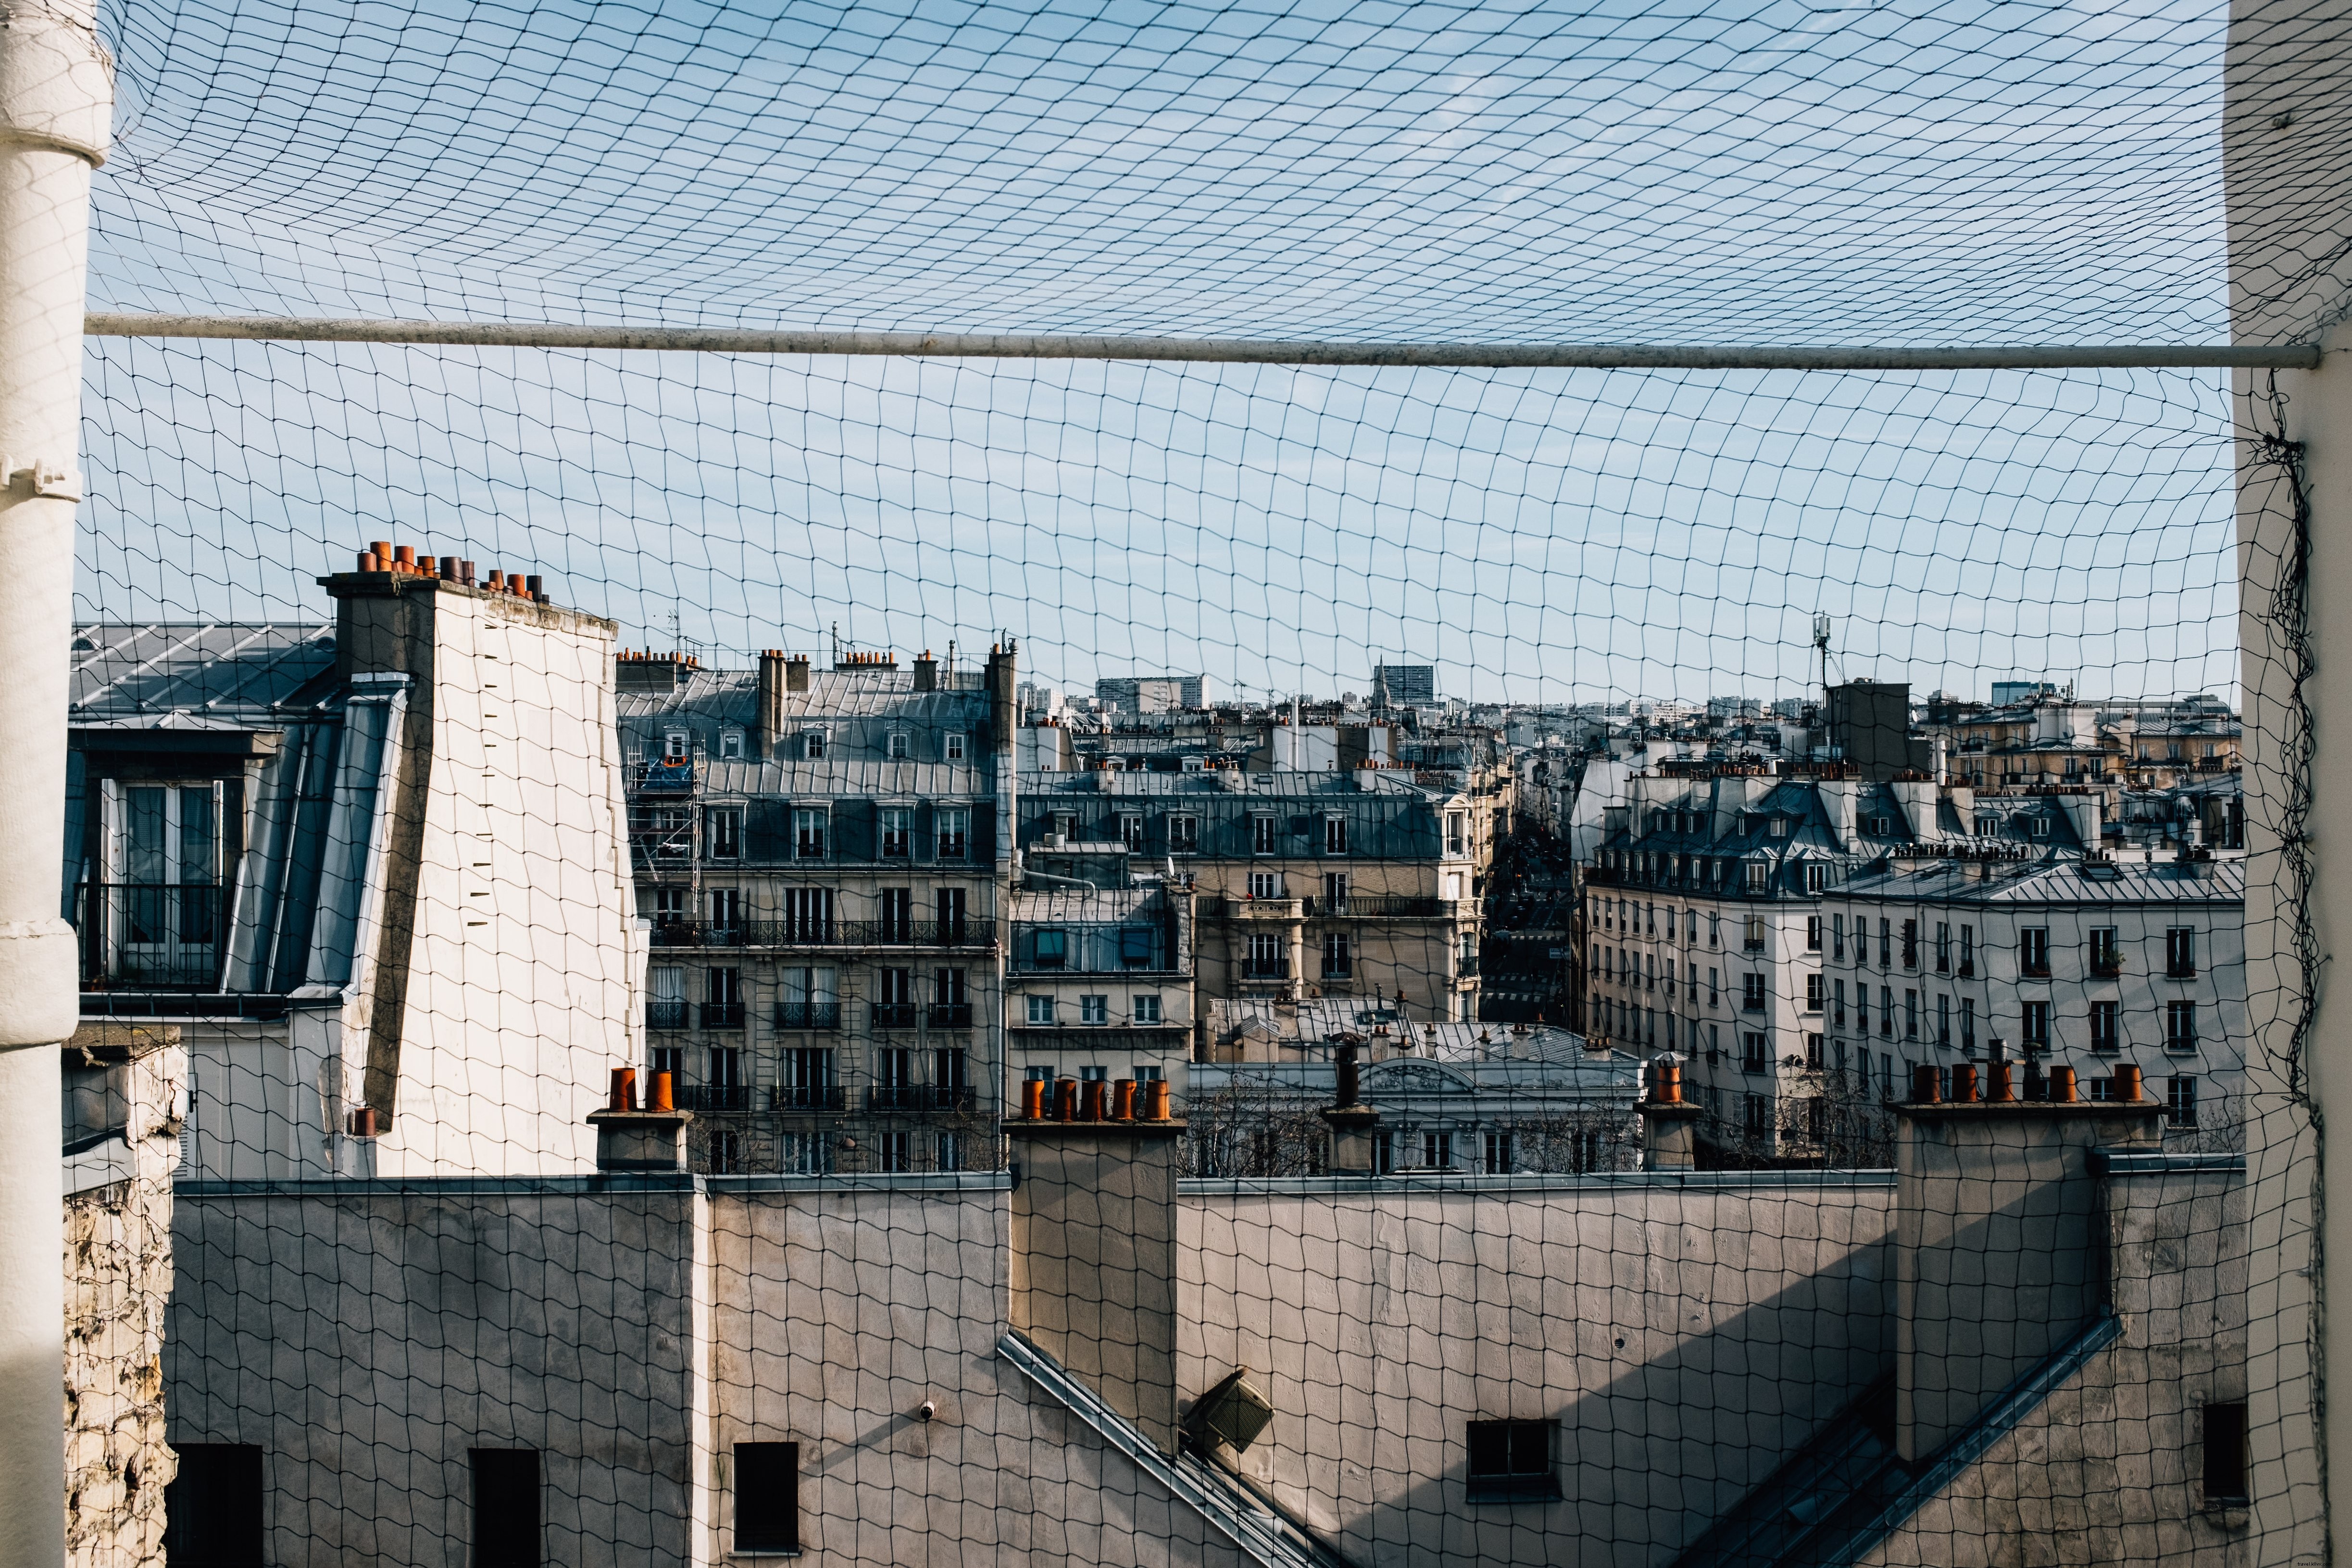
58,2 -> 2319,1567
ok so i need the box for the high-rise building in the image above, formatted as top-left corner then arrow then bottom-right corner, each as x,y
1371,664 -> 1436,707
1095,674 -> 1208,713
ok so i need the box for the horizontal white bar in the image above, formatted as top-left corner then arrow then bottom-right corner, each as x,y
81,313 -> 2322,370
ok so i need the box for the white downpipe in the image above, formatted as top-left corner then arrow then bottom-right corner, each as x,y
0,5 -> 107,1563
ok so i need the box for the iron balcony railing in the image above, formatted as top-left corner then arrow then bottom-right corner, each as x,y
702,1002 -> 747,1029
775,1002 -> 842,1031
674,1084 -> 754,1113
865,1085 -> 980,1114
73,882 -> 228,990
773,1084 -> 846,1113
647,999 -> 690,1030
927,1003 -> 974,1029
1455,955 -> 1481,978
871,1003 -> 919,1030
1299,894 -> 1453,918
649,918 -> 995,949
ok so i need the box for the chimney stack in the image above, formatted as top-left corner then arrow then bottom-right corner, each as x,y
1637,1054 -> 1701,1170
785,653 -> 811,693
1007,1087 -> 1185,1451
1891,1069 -> 2164,1462
587,1067 -> 692,1172
756,650 -> 789,759
913,650 -> 938,692
1320,1041 -> 1381,1173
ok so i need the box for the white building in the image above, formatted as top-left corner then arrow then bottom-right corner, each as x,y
68,553 -> 641,1179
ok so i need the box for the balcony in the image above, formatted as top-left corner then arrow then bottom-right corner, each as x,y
646,999 -> 690,1030
1217,898 -> 1303,920
73,883 -> 227,991
866,1085 -> 979,1114
871,1003 -> 920,1030
1242,959 -> 1292,982
927,1003 -> 975,1029
648,917 -> 995,949
1455,955 -> 1481,978
1300,894 -> 1452,919
773,1084 -> 846,1113
775,1002 -> 842,1031
674,1084 -> 754,1113
701,1002 -> 747,1029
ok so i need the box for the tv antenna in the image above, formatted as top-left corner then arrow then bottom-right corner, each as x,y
1813,614 -> 1834,700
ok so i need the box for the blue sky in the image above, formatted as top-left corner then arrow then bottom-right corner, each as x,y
80,0 -> 2241,703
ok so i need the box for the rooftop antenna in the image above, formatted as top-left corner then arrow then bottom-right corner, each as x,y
1814,614 -> 1834,704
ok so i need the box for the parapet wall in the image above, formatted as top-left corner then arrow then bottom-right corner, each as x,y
1177,1170 -> 1901,1568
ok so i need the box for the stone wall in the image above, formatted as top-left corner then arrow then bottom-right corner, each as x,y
63,1026 -> 185,1568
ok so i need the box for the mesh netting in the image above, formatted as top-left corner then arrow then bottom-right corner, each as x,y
56,2 -> 2316,1567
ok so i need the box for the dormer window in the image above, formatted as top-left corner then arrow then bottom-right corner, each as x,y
888,732 -> 910,760
944,733 -> 967,762
1769,817 -> 1789,838
664,731 -> 690,760
718,730 -> 744,760
802,729 -> 827,760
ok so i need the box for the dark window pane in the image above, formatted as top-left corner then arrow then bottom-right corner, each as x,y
737,1441 -> 801,1552
472,1448 -> 541,1568
164,1443 -> 264,1568
2204,1403 -> 2249,1503
1466,1420 -> 1555,1501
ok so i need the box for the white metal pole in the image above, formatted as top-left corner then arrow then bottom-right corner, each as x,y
0,6 -> 107,1563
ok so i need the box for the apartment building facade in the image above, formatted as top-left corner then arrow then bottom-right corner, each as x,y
1006,882 -> 1197,1095
1838,852 -> 2246,1144
1581,767 -> 2100,1154
1019,764 -> 1487,1024
618,646 -> 1018,1174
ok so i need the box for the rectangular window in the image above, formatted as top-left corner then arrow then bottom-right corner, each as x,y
1878,920 -> 1892,967
1134,993 -> 1163,1023
1879,986 -> 1894,1039
793,808 -> 829,859
1742,1031 -> 1768,1072
1805,862 -> 1827,894
2089,926 -> 2121,976
2167,927 -> 2198,978
1252,815 -> 1279,854
1708,967 -> 1719,1006
2020,927 -> 2050,977
936,887 -> 969,942
781,887 -> 835,943
2203,1403 -> 2249,1505
2022,1000 -> 2051,1048
1325,816 -> 1349,854
1446,812 -> 1467,855
1745,861 -> 1769,893
1937,993 -> 1951,1047
888,731 -> 909,759
944,732 -> 967,761
1905,990 -> 1920,1040
1481,1130 -> 1514,1176
1743,916 -> 1766,952
2168,1000 -> 2199,1051
1248,870 -> 1282,900
735,1441 -> 802,1554
1026,994 -> 1055,1025
707,806 -> 743,860
936,807 -> 969,860
1246,932 -> 1288,979
1833,979 -> 1847,1029
664,730 -> 690,759
1118,813 -> 1144,850
1080,994 -> 1109,1025
1832,914 -> 1845,960
165,1443 -> 264,1568
706,967 -> 744,1028
1743,973 -> 1766,1012
470,1449 -> 541,1568
2168,1075 -> 2199,1129
2092,999 -> 2120,1053
880,807 -> 913,857
1807,916 -> 1822,952
1901,920 -> 1918,968
1935,922 -> 1951,973
801,729 -> 826,760
1168,814 -> 1199,853
1960,924 -> 1976,977
1322,930 -> 1352,979
1030,928 -> 1068,969
1961,997 -> 1977,1051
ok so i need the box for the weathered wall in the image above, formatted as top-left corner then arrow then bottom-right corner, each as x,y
1177,1169 -> 1899,1568
1861,1157 -> 2249,1568
64,1033 -> 183,1568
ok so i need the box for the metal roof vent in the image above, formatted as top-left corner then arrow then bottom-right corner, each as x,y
1186,1367 -> 1275,1455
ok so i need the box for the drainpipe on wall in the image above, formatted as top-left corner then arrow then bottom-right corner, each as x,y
0,7 -> 109,1564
